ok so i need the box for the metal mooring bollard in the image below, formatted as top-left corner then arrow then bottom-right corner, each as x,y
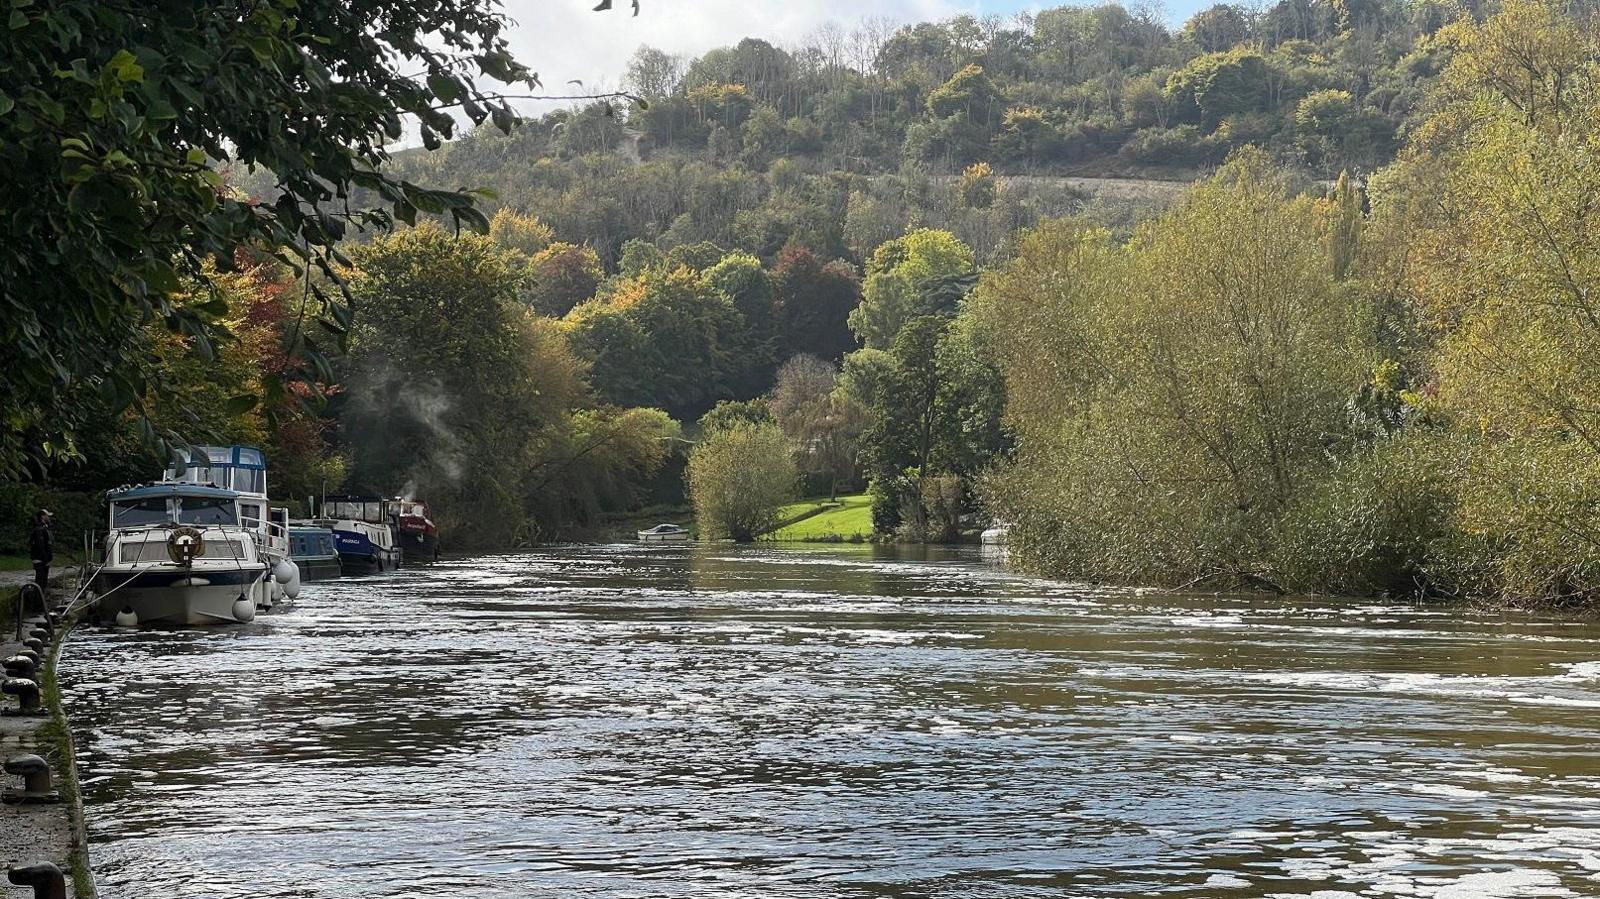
7,862 -> 67,899
2,754 -> 58,804
1,678 -> 45,716
23,637 -> 45,657
3,655 -> 36,680
28,626 -> 49,642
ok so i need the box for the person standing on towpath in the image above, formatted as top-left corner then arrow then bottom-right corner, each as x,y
29,508 -> 52,597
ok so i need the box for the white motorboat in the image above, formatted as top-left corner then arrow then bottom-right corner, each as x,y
637,523 -> 691,542
91,446 -> 301,626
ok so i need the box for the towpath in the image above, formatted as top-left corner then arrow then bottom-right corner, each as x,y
1,577 -> 91,897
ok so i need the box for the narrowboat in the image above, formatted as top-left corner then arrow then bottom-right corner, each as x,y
289,524 -> 343,581
315,495 -> 401,574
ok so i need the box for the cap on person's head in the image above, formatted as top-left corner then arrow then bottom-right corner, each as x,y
37,508 -> 52,520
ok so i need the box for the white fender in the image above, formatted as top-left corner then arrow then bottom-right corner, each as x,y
232,596 -> 256,623
113,606 -> 138,628
273,559 -> 302,599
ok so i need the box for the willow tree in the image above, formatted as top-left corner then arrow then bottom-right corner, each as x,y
980,151 -> 1374,584
687,422 -> 796,542
344,225 -> 588,546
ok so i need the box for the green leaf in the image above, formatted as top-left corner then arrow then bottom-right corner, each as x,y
426,72 -> 459,104
455,205 -> 491,234
490,104 -> 514,134
225,394 -> 259,415
105,49 -> 144,83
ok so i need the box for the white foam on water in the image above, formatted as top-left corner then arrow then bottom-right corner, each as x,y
1204,873 -> 1250,887
1410,783 -> 1490,800
1508,695 -> 1600,708
1559,661 -> 1600,680
1430,869 -> 1573,898
1478,769 -> 1536,784
1169,615 -> 1245,627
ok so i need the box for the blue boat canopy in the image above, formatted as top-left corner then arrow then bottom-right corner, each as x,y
178,445 -> 267,471
108,483 -> 240,501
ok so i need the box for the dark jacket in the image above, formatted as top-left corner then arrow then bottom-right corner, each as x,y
29,523 -> 52,564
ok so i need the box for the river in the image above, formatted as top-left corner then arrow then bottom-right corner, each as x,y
59,544 -> 1600,897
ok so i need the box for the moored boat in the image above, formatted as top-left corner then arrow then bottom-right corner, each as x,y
289,524 -> 343,581
388,498 -> 440,562
90,445 -> 301,626
637,523 -> 690,542
316,496 -> 401,574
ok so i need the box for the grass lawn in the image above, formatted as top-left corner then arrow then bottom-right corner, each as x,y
0,555 -> 29,572
768,493 -> 873,541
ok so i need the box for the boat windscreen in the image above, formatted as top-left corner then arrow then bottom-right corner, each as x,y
112,498 -> 170,527
177,496 -> 237,526
327,500 -> 381,522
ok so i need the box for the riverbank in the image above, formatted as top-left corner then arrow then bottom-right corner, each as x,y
2,582 -> 96,898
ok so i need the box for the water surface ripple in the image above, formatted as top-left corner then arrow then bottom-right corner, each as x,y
61,544 -> 1600,897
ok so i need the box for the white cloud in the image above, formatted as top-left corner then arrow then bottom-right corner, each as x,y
496,0 -> 972,113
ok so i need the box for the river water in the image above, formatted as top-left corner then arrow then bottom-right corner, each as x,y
59,544 -> 1600,898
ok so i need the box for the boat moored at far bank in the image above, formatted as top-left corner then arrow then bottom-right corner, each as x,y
637,523 -> 691,542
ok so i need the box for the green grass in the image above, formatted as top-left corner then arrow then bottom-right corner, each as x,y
0,553 -> 85,572
767,493 -> 873,542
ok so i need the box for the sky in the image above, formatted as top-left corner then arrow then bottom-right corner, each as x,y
494,0 -> 1209,115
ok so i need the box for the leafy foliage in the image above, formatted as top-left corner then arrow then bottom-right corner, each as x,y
687,421 -> 796,542
342,226 -> 673,546
978,152 -> 1373,585
0,0 -> 540,479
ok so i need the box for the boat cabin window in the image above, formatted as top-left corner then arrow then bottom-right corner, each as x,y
177,496 -> 237,526
326,499 -> 382,522
203,538 -> 248,559
232,468 -> 265,494
119,540 -> 167,564
112,498 -> 170,527
239,502 -> 262,525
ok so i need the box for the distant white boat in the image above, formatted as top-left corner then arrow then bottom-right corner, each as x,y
981,522 -> 1010,546
637,523 -> 690,543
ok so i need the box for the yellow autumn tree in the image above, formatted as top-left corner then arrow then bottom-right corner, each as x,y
1371,0 -> 1600,600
